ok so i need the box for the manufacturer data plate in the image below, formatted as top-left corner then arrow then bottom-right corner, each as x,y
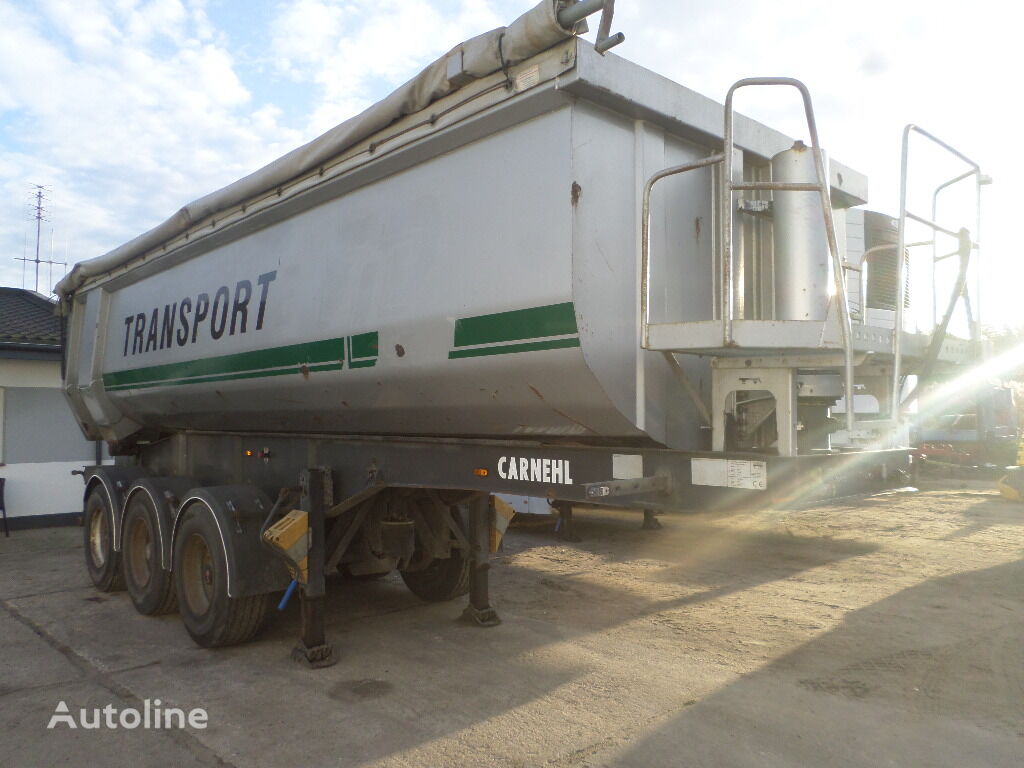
691,458 -> 767,490
514,65 -> 541,92
612,454 -> 643,480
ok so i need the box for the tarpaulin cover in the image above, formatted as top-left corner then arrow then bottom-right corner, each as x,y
56,0 -> 578,300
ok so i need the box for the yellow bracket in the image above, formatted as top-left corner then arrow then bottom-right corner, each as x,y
262,509 -> 310,583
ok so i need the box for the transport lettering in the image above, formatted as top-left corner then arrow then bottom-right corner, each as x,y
497,456 -> 573,485
122,271 -> 276,357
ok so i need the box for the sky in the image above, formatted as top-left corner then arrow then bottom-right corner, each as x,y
0,0 -> 1014,328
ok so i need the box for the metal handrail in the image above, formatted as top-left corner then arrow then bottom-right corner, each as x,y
892,124 -> 983,428
722,78 -> 856,434
931,167 -> 988,333
930,169 -> 974,328
640,153 -> 725,348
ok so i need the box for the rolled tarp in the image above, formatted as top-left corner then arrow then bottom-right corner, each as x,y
56,0 -> 581,300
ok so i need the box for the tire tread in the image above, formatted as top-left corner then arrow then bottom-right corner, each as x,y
217,594 -> 268,647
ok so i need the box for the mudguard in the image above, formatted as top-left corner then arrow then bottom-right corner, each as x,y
171,485 -> 291,598
120,476 -> 197,570
83,465 -> 148,553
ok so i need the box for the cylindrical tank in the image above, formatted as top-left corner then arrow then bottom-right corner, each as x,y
771,141 -> 830,321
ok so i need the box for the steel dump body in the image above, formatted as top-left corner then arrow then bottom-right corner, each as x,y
63,39 -> 868,451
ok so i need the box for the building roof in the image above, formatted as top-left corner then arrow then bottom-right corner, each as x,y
0,287 -> 61,358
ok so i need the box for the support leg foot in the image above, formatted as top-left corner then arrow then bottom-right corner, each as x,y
642,509 -> 662,530
291,642 -> 337,668
460,604 -> 501,627
294,568 -> 336,668
462,495 -> 501,627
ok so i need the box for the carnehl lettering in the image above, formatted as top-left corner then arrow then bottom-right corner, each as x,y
497,456 -> 573,485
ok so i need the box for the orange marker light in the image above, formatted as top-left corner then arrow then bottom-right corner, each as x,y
473,468 -> 489,477
245,450 -> 254,457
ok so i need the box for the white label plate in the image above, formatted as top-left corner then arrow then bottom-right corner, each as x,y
514,65 -> 540,92
612,454 -> 643,480
691,458 -> 767,490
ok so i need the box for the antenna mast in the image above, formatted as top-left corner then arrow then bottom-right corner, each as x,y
17,185 -> 66,294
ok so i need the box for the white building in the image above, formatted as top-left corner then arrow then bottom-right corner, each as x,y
0,287 -> 104,530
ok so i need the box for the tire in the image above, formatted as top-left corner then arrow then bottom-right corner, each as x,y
400,548 -> 471,602
83,487 -> 124,592
121,493 -> 177,615
172,503 -> 267,648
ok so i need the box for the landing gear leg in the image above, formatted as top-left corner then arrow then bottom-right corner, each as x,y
553,501 -> 581,542
292,468 -> 337,668
642,508 -> 662,530
461,495 -> 500,627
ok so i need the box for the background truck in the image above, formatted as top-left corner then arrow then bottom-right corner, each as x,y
56,0 -> 984,666
914,386 -> 1018,467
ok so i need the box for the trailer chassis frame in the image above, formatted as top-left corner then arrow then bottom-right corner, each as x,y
149,430 -> 911,513
125,430 -> 911,664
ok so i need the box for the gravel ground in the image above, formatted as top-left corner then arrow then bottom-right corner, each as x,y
1,480 -> 1022,767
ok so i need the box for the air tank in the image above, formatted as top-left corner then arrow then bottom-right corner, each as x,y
771,141 -> 830,321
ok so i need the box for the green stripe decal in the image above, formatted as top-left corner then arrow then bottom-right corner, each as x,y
104,333 -> 377,392
107,363 -> 345,391
449,302 -> 580,359
453,302 -> 578,347
448,337 -> 580,359
350,331 -> 378,361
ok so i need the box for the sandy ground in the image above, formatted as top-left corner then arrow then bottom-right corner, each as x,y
1,480 -> 1022,767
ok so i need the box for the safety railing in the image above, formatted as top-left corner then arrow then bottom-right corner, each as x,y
641,78 -> 857,433
640,153 -> 725,347
891,125 -> 987,420
721,78 -> 855,434
640,86 -> 987,445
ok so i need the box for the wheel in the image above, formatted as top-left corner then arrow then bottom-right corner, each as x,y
400,549 -> 471,602
400,497 -> 474,602
172,503 -> 268,648
83,487 -> 123,592
121,493 -> 177,615
401,552 -> 471,601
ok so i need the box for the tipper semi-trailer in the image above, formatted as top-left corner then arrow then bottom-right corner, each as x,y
57,0 -> 986,665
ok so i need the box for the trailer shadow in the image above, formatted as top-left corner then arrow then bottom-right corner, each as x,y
232,508 -> 879,765
940,494 -> 1024,540
492,509 -> 878,635
608,557 -> 1024,767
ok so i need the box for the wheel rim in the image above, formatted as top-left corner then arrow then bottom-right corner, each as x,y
181,532 -> 215,616
126,515 -> 152,588
88,507 -> 107,568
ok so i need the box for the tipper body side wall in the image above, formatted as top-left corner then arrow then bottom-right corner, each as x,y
66,68 -> 756,451
70,103 -> 664,445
